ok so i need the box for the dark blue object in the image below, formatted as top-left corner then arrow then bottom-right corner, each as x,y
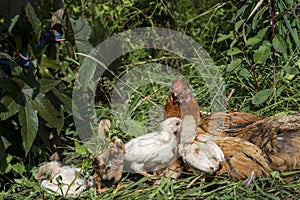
15,52 -> 30,68
0,58 -> 11,71
35,30 -> 62,48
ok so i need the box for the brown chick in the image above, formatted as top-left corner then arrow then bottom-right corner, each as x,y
93,119 -> 125,193
93,138 -> 125,193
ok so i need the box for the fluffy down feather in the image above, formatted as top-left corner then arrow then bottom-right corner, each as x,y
37,161 -> 94,198
178,115 -> 224,174
124,117 -> 182,173
93,137 -> 125,193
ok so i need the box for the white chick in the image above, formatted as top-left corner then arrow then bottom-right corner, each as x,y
178,115 -> 225,174
124,117 -> 182,176
37,161 -> 94,198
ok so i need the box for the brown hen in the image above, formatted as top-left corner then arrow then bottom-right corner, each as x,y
165,77 -> 300,179
167,75 -> 300,178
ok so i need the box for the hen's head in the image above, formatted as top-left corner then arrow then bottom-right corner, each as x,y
171,76 -> 192,104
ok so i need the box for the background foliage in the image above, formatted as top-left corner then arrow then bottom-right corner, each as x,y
0,0 -> 299,199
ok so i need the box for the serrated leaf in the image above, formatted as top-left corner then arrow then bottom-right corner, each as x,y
283,66 -> 299,75
226,58 -> 242,72
24,2 -> 41,36
252,89 -> 272,105
75,141 -> 87,155
12,163 -> 26,174
0,77 -> 21,96
235,19 -> 245,32
0,96 -> 19,120
273,35 -> 287,53
239,68 -> 251,79
71,18 -> 91,40
37,79 -> 61,94
18,101 -> 38,156
0,136 -> 11,150
32,94 -> 64,131
256,27 -> 269,39
252,6 -> 268,29
8,15 -> 19,33
246,37 -> 262,46
52,88 -> 72,112
217,31 -> 234,43
253,42 -> 271,64
227,47 -> 242,56
40,56 -> 61,70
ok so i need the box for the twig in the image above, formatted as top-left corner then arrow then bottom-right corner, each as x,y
270,0 -> 277,103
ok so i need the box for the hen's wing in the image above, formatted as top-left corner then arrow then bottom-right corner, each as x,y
212,136 -> 271,179
198,111 -> 266,137
241,113 -> 300,172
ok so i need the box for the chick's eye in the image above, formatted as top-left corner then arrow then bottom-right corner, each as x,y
176,122 -> 180,125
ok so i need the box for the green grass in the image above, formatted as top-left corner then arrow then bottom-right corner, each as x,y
2,167 -> 300,199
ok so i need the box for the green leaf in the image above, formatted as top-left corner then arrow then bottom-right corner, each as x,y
40,56 -> 61,70
8,15 -> 19,33
12,163 -> 26,174
256,27 -> 269,39
0,136 -> 11,150
296,58 -> 300,68
0,77 -> 21,95
18,101 -> 38,156
52,88 -> 72,112
24,2 -> 41,36
252,89 -> 272,105
217,31 -> 234,43
227,47 -> 242,56
283,66 -> 300,75
226,58 -> 242,72
75,141 -> 87,155
37,79 -> 61,94
0,96 -> 19,120
252,6 -> 268,29
70,18 -> 93,54
32,94 -> 64,131
273,35 -> 287,53
246,37 -> 262,46
253,42 -> 271,64
235,19 -> 245,32
239,68 -> 251,79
